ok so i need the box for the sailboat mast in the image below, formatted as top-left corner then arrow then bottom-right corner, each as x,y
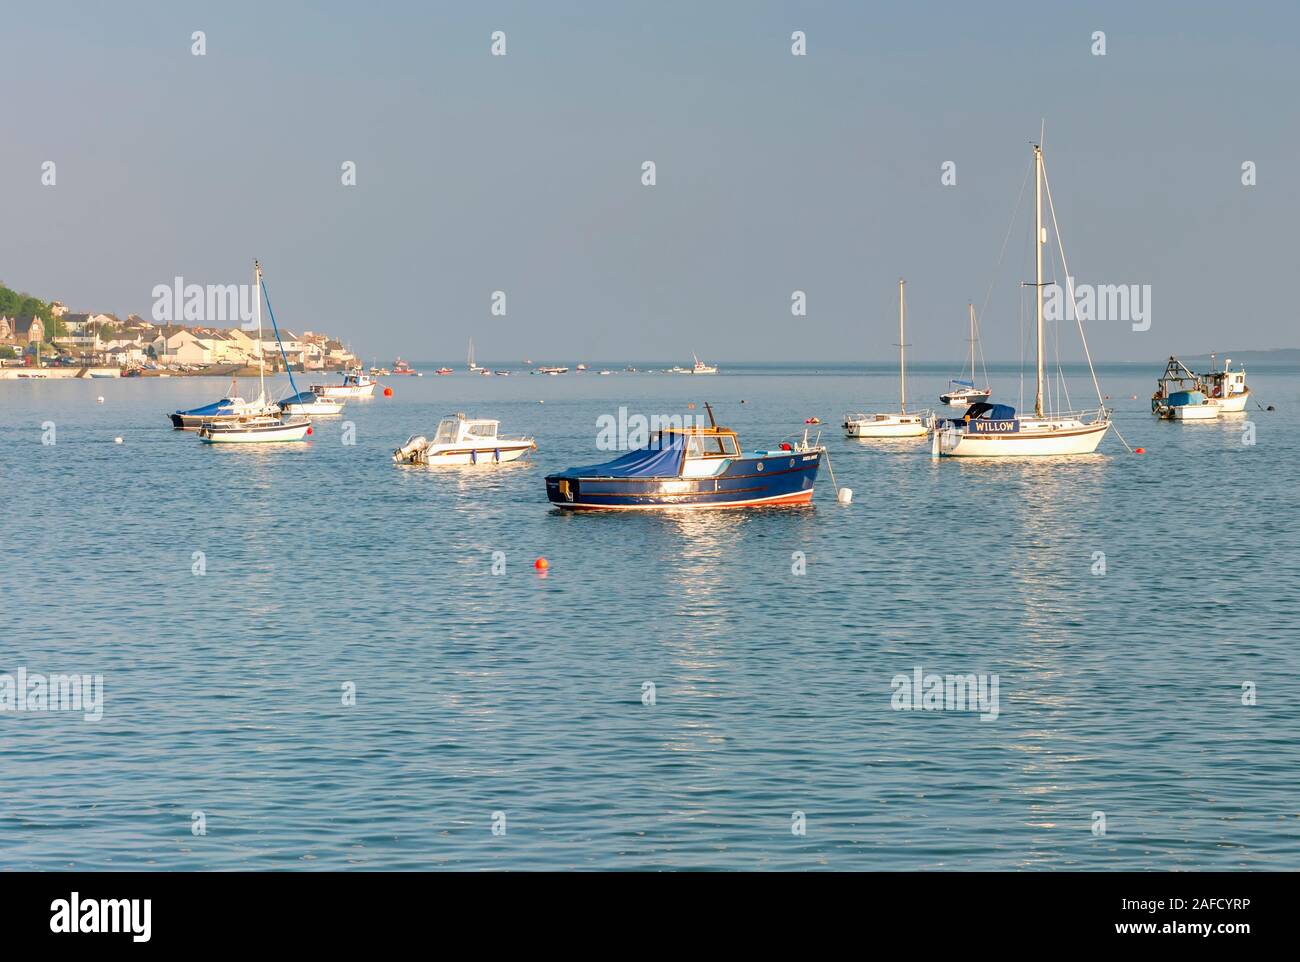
898,277 -> 907,413
969,302 -> 976,385
1033,144 -> 1045,418
255,259 -> 265,403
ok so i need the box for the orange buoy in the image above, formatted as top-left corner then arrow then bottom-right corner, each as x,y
1135,447 -> 1145,454
534,557 -> 549,570
383,386 -> 393,397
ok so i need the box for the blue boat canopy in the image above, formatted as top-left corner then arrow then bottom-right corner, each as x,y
949,379 -> 975,388
280,391 -> 317,406
557,433 -> 687,478
962,402 -> 1017,420
175,397 -> 237,417
1168,390 -> 1205,406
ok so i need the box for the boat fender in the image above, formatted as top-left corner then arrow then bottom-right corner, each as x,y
494,448 -> 500,462
471,448 -> 477,465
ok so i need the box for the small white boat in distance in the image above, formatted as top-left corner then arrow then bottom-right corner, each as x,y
278,390 -> 345,416
312,370 -> 376,398
939,304 -> 992,408
844,278 -> 931,439
393,413 -> 536,465
691,353 -> 718,374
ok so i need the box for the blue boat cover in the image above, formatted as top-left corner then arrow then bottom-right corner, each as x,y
950,379 -> 975,388
281,391 -> 316,405
559,433 -> 687,478
176,397 -> 237,417
962,402 -> 1017,420
1168,390 -> 1205,406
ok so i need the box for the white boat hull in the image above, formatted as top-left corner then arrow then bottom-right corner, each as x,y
844,414 -> 928,438
199,420 -> 312,443
1213,390 -> 1250,413
395,441 -> 533,465
937,419 -> 1109,457
282,400 -> 344,416
941,390 -> 991,409
1168,403 -> 1219,421
317,383 -> 374,399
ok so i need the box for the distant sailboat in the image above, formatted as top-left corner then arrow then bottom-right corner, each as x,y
933,139 -> 1110,457
939,304 -> 992,408
468,338 -> 481,371
843,279 -> 930,438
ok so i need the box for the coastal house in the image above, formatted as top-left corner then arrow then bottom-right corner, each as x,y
102,341 -> 147,366
152,328 -> 212,366
0,315 -> 46,344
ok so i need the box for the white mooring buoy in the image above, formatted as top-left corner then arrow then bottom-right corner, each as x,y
837,487 -> 853,505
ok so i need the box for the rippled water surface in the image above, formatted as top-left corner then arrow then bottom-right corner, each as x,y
2,362 -> 1298,870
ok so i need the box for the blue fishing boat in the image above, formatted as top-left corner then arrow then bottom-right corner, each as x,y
545,405 -> 825,510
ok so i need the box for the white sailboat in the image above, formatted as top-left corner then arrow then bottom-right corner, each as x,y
843,278 -> 931,438
467,338 -> 481,371
199,261 -> 312,444
939,304 -> 992,408
933,140 -> 1110,457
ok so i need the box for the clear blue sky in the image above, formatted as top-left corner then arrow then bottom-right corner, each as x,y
2,1 -> 1296,362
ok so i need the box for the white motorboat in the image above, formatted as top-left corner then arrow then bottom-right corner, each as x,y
393,413 -> 535,465
312,370 -> 376,398
844,278 -> 931,439
933,139 -> 1110,458
278,390 -> 345,416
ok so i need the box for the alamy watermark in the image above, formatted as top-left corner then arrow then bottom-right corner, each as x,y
1043,276 -> 1151,332
891,667 -> 999,721
151,277 -> 256,326
0,667 -> 103,721
595,406 -> 709,450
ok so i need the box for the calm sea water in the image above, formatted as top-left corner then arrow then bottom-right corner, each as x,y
2,362 -> 1297,870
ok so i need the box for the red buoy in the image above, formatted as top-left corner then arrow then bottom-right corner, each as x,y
1135,447 -> 1145,454
383,386 -> 393,397
534,557 -> 549,570
306,426 -> 313,436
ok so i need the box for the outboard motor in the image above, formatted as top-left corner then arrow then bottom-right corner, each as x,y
393,435 -> 428,464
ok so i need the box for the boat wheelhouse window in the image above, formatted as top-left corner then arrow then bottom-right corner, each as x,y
434,420 -> 457,443
468,423 -> 497,437
719,435 -> 738,456
687,434 -> 728,457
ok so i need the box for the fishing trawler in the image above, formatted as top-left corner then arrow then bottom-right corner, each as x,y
939,304 -> 992,408
311,370 -> 376,398
391,358 -> 421,376
843,278 -> 931,438
545,404 -> 824,510
199,261 -> 311,444
393,413 -> 534,465
691,353 -> 718,374
933,140 -> 1110,457
1151,355 -> 1250,419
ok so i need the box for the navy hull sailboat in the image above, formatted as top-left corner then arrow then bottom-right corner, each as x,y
545,405 -> 825,511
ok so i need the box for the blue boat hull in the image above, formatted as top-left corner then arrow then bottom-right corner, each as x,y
545,451 -> 822,510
